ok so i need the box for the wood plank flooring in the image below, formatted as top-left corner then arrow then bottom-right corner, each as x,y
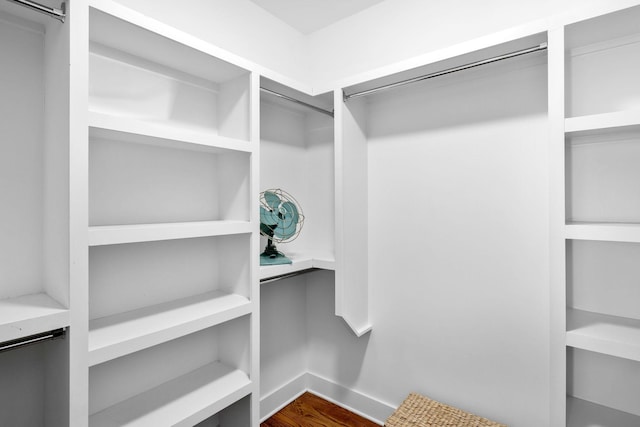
261,392 -> 381,427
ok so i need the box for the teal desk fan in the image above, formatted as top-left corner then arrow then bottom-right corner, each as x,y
259,189 -> 304,266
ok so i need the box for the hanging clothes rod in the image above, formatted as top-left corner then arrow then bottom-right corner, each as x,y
261,87 -> 334,118
343,42 -> 548,101
6,0 -> 65,22
260,268 -> 320,285
0,328 -> 66,353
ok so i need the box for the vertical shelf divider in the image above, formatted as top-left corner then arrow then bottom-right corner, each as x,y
249,70 -> 261,427
334,89 -> 372,337
548,25 -> 566,427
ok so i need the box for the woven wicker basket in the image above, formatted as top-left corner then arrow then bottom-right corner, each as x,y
385,393 -> 506,427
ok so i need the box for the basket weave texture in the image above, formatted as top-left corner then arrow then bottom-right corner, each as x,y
385,393 -> 506,427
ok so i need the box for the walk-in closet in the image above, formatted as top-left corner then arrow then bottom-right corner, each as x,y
1,0 -> 639,426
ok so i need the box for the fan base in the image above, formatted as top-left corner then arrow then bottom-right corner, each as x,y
260,253 -> 292,266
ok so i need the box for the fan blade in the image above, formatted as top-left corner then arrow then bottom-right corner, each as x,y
274,220 -> 297,239
263,191 -> 281,210
260,206 -> 279,225
273,202 -> 299,239
280,201 -> 298,218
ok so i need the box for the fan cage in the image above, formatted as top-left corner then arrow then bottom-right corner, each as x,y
259,188 -> 305,243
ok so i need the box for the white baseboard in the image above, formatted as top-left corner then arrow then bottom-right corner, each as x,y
260,372 -> 396,426
259,373 -> 308,422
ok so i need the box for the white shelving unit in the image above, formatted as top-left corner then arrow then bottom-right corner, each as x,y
567,309 -> 640,362
90,362 -> 252,427
560,4 -> 640,424
0,0 -> 71,425
568,397 -> 640,427
88,112 -> 255,154
85,0 -> 259,425
565,111 -> 640,134
0,294 -> 69,343
258,78 -> 339,417
565,223 -> 640,243
88,221 -> 253,246
259,78 -> 336,284
88,291 -> 251,366
259,253 -> 335,281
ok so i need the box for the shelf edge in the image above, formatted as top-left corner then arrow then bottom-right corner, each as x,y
89,362 -> 252,427
0,293 -> 69,343
89,111 -> 254,154
88,294 -> 251,366
88,221 -> 253,246
565,110 -> 640,134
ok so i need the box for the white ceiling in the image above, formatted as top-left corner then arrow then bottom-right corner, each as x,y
249,0 -> 387,34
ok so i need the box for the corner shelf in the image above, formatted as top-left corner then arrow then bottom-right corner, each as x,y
567,308 -> 640,362
565,222 -> 640,243
88,220 -> 253,246
567,397 -> 640,427
259,253 -> 335,282
89,112 -> 255,154
89,361 -> 252,427
89,291 -> 251,366
0,293 -> 69,343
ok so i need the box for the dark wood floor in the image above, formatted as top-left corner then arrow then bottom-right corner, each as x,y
261,392 -> 381,427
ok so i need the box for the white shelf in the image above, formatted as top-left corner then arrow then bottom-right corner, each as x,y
89,0 -> 248,85
565,5 -> 640,50
567,397 -> 640,427
260,253 -> 335,281
566,110 -> 640,134
565,222 -> 640,243
88,220 -> 253,246
89,291 -> 251,366
89,112 -> 254,154
0,293 -> 69,343
567,309 -> 640,362
89,361 -> 252,427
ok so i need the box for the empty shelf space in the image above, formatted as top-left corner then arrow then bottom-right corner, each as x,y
567,397 -> 640,427
260,253 -> 335,281
567,309 -> 640,361
0,293 -> 69,343
565,222 -> 640,243
565,110 -> 640,134
89,220 -> 253,246
89,361 -> 252,427
89,112 -> 254,154
89,0 -> 247,86
89,291 -> 251,366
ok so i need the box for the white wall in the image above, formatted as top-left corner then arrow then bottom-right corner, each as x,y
307,53 -> 550,425
260,278 -> 308,399
308,0 -> 551,90
307,0 -> 640,92
116,0 -> 310,90
116,0 -> 639,94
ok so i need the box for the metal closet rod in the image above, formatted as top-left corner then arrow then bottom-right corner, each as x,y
0,328 -> 66,353
261,87 -> 334,118
260,268 -> 320,284
6,0 -> 65,22
344,42 -> 548,101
